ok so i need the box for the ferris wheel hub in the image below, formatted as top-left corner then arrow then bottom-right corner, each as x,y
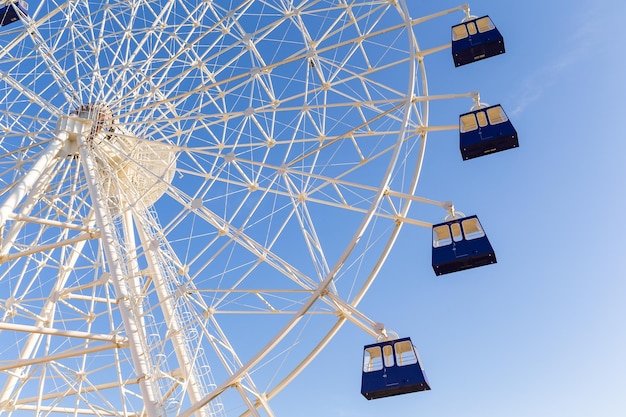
56,103 -> 115,155
55,107 -> 177,210
73,103 -> 114,135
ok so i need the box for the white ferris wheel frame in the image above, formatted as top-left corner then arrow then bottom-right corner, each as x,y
0,1 -> 482,416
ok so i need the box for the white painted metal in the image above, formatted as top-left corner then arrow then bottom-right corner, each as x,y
0,1 -> 477,416
0,135 -> 64,227
132,204 -> 213,417
79,139 -> 163,417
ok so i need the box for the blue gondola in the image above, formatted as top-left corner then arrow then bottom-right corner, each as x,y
0,1 -> 27,26
361,337 -> 430,400
432,215 -> 496,275
452,16 -> 504,67
459,104 -> 518,160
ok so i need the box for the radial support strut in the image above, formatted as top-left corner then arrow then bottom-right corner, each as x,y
0,135 -> 65,228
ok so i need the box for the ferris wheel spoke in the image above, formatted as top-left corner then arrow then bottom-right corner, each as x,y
143,94 -> 407,153
175,139 -> 439,227
280,175 -> 331,282
174,119 -> 398,178
0,136 -> 65,228
138,165 -> 320,299
165,198 -> 319,294
20,17 -> 82,106
141,191 -> 324,314
121,69 -> 411,149
68,2 -> 134,102
0,71 -> 59,119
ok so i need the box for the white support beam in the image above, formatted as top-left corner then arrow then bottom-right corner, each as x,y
78,139 -> 162,417
11,404 -> 139,416
0,231 -> 99,264
0,343 -> 124,373
409,3 -> 468,27
0,135 -> 65,228
14,378 -> 141,406
0,322 -> 127,344
132,206 -> 211,417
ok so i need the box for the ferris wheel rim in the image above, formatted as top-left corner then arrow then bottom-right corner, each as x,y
0,1 -> 437,415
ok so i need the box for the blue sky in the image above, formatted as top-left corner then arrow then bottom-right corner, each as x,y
270,1 -> 626,416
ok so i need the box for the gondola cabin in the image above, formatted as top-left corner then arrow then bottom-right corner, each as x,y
432,215 -> 496,275
452,16 -> 504,67
361,337 -> 430,400
459,104 -> 518,160
0,1 -> 27,26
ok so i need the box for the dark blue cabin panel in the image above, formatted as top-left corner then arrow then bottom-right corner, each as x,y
452,16 -> 505,67
432,215 -> 496,275
0,2 -> 27,26
361,337 -> 430,400
459,104 -> 518,160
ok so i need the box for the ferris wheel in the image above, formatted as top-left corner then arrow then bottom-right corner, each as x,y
0,1 -> 515,416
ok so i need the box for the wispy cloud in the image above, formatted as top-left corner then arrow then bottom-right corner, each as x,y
509,8 -> 604,117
